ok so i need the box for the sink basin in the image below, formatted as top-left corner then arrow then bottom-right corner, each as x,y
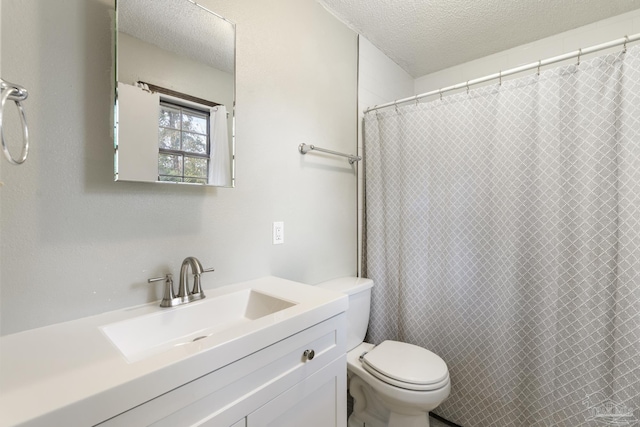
101,289 -> 296,362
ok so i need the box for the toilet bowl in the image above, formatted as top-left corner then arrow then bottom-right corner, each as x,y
316,277 -> 450,427
347,342 -> 450,427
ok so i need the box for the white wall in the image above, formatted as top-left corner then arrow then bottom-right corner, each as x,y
415,8 -> 640,96
358,37 -> 414,112
0,0 -> 3,335
357,36 -> 413,273
0,0 -> 358,335
118,32 -> 234,108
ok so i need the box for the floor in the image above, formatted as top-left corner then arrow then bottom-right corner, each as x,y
430,416 -> 453,427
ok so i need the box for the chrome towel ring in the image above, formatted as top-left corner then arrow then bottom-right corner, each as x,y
0,78 -> 29,165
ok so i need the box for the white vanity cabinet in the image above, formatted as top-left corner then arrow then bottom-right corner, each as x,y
97,313 -> 346,427
245,356 -> 344,427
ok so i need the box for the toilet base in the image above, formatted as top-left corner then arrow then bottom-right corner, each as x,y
348,412 -> 432,427
388,412 -> 431,427
348,375 -> 432,427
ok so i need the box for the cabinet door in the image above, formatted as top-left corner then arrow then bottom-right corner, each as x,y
247,356 -> 346,427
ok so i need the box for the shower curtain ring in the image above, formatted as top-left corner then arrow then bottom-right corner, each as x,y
415,95 -> 419,106
439,89 -> 443,101
466,81 -> 470,94
577,48 -> 582,66
394,101 -> 399,113
537,60 -> 542,76
499,71 -> 502,86
624,35 -> 629,53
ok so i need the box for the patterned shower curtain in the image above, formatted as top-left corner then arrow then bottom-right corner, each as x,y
363,46 -> 640,427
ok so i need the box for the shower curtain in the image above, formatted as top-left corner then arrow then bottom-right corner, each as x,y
363,46 -> 640,427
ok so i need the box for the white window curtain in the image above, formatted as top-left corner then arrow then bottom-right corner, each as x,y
116,82 -> 160,182
208,105 -> 231,187
363,46 -> 640,426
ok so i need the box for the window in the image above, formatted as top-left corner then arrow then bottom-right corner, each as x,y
158,100 -> 210,184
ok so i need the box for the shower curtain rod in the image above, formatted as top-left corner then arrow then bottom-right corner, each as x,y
364,33 -> 640,114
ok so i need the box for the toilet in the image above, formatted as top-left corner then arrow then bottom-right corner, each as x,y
317,277 -> 450,427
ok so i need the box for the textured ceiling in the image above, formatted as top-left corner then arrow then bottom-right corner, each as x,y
318,0 -> 640,77
118,0 -> 234,73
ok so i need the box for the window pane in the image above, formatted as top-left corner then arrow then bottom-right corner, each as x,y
159,128 -> 181,150
159,176 -> 183,183
184,156 -> 208,178
157,100 -> 211,184
184,177 -> 207,184
182,112 -> 208,135
159,106 -> 181,129
159,153 -> 182,176
182,132 -> 207,154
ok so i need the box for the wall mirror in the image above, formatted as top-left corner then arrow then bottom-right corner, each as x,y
115,0 -> 235,187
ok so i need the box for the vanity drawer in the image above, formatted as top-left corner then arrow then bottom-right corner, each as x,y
97,312 -> 346,427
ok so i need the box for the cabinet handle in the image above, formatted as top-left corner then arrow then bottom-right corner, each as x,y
303,349 -> 315,361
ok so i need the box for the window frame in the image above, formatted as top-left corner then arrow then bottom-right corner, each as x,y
157,99 -> 211,184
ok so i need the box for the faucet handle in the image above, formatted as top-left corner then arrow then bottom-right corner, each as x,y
148,273 -> 179,308
190,267 -> 214,302
148,273 -> 171,283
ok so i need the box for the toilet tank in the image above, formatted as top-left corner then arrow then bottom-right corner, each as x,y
316,277 -> 374,351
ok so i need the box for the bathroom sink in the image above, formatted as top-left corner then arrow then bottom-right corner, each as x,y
101,289 -> 296,362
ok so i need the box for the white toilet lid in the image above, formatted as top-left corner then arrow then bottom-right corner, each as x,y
361,340 -> 449,391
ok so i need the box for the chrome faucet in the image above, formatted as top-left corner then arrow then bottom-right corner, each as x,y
148,257 -> 214,307
179,256 -> 206,302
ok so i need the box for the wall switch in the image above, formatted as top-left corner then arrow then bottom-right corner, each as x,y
273,221 -> 284,245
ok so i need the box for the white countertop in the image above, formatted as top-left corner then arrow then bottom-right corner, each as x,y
0,277 -> 348,427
